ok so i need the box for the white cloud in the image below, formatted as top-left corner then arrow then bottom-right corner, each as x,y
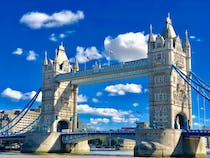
92,98 -> 99,103
132,102 -> 139,107
144,89 -> 149,93
1,88 -> 42,102
76,46 -> 103,63
104,32 -> 148,62
105,83 -> 142,96
90,118 -> 110,125
12,48 -> 23,55
20,10 -> 84,29
192,115 -> 196,119
190,35 -> 196,39
78,94 -> 88,103
12,48 -> 38,61
189,35 -> 202,42
49,30 -> 75,42
1,88 -> 22,100
49,33 -> 57,42
78,104 -> 138,124
26,50 -> 38,61
96,92 -> 103,97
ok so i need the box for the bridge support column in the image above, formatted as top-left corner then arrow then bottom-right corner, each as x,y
121,139 -> 135,150
134,129 -> 206,157
65,140 -> 90,154
21,132 -> 64,153
183,136 -> 206,157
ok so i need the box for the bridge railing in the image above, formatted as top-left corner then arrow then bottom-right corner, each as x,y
55,58 -> 148,82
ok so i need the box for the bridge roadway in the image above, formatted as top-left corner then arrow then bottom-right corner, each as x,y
61,130 -> 136,144
1,130 -> 210,143
55,58 -> 149,85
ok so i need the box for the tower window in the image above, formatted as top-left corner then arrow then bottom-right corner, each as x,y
157,54 -> 161,60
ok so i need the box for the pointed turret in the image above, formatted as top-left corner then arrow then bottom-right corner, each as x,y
184,30 -> 190,48
73,58 -> 79,71
54,42 -> 69,65
43,51 -> 48,65
162,13 -> 176,39
184,30 -> 191,73
148,24 -> 155,42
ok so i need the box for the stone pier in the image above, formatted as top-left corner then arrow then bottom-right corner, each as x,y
21,132 -> 90,154
134,129 -> 206,157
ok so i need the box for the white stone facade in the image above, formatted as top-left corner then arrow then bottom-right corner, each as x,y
148,15 -> 192,129
41,44 -> 79,132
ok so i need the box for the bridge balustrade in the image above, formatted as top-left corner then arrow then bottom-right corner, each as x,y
61,130 -> 136,144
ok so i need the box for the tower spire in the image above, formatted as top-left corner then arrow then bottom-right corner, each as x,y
74,58 -> 79,71
162,13 -> 176,39
148,24 -> 155,42
184,30 -> 190,47
43,51 -> 48,65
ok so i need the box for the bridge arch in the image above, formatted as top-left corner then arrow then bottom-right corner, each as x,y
174,113 -> 188,130
56,119 -> 71,132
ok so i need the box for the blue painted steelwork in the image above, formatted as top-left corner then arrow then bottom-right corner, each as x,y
0,134 -> 25,139
182,130 -> 210,137
55,58 -> 149,85
0,88 -> 41,133
61,130 -> 136,144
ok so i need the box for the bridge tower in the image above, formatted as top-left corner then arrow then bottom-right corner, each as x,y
135,15 -> 205,157
21,43 -> 89,153
40,43 -> 79,133
148,14 -> 192,130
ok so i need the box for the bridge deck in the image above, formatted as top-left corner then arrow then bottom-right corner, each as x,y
182,130 -> 210,137
61,131 -> 136,144
55,58 -> 149,85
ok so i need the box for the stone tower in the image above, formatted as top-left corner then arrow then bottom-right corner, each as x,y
40,43 -> 79,132
148,14 -> 192,129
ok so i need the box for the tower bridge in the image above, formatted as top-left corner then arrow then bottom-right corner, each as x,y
0,14 -> 210,157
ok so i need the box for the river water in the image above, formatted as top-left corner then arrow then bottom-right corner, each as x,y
1,150 -> 210,158
0,150 -> 134,158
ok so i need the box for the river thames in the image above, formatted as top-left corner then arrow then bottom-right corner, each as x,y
0,150 -> 133,158
1,150 -> 210,158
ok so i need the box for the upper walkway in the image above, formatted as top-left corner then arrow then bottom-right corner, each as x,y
55,58 -> 149,85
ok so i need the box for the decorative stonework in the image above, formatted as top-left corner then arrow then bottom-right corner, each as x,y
148,15 -> 192,129
41,43 -> 79,132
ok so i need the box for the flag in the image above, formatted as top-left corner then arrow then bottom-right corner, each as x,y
86,56 -> 90,60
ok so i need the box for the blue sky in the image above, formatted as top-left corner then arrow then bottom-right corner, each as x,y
0,0 -> 210,130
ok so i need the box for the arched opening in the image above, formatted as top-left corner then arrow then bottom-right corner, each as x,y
57,120 -> 69,132
174,113 -> 188,130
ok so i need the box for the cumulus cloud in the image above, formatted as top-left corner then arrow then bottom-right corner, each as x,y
49,30 -> 75,42
189,35 -> 202,42
76,46 -> 102,63
12,48 -> 23,55
105,83 -> 142,96
92,98 -> 99,103
26,50 -> 38,61
132,102 -> 139,107
78,94 -> 88,103
96,92 -> 103,97
20,10 -> 84,29
78,104 -> 138,124
104,32 -> 148,62
1,88 -> 42,102
90,118 -> 110,125
12,48 -> 38,61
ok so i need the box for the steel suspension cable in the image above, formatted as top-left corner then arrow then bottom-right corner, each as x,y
0,88 -> 41,133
